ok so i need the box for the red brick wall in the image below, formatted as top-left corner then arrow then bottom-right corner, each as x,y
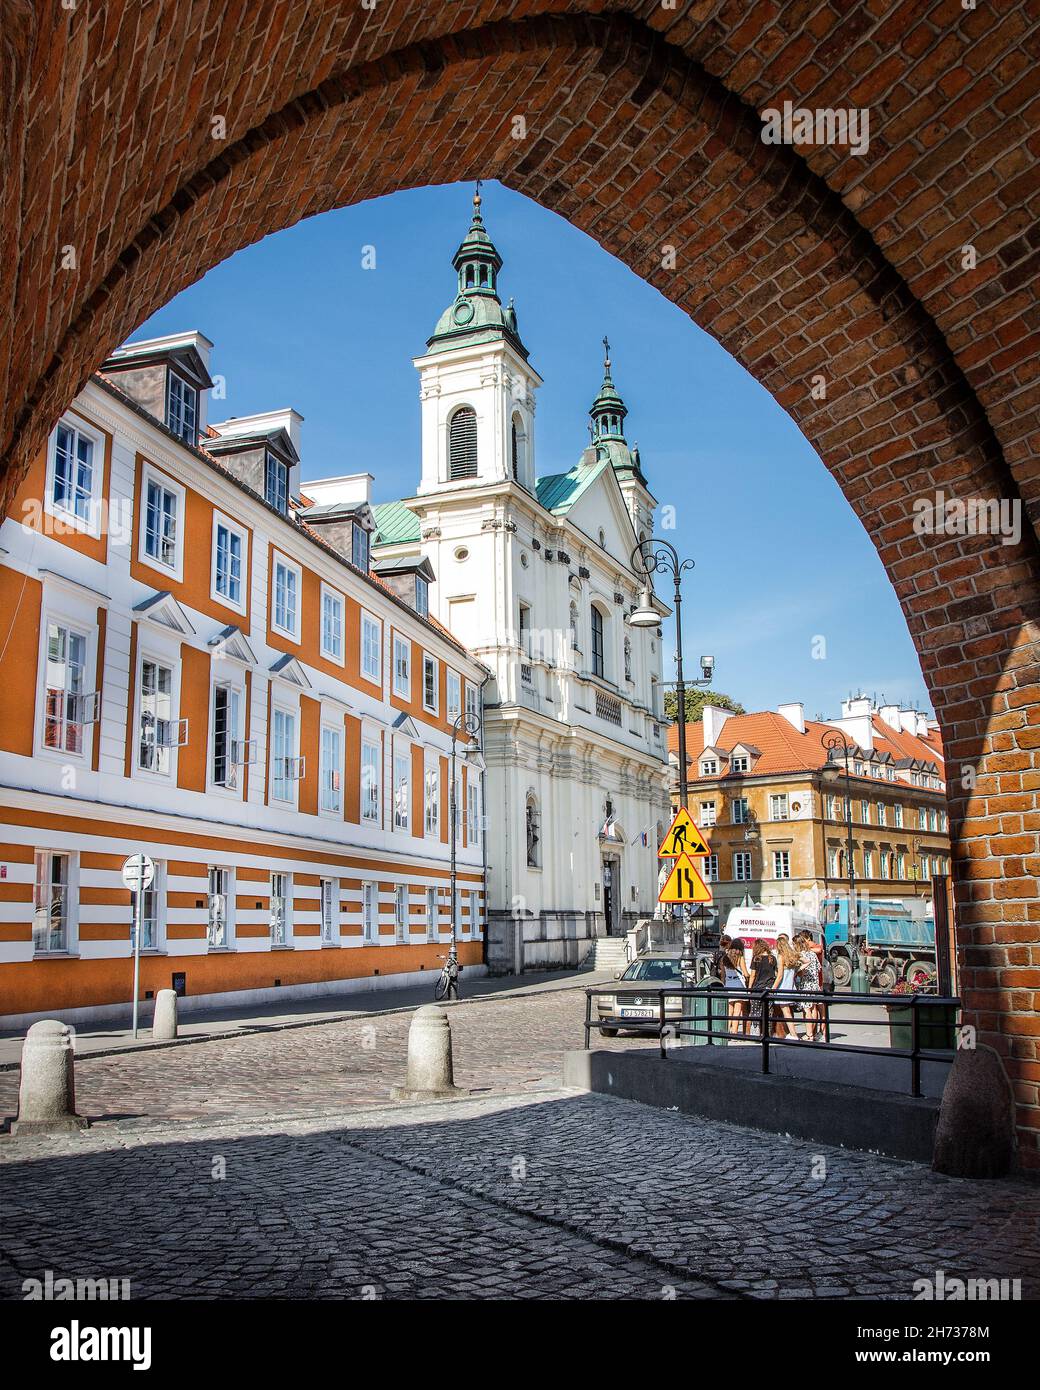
1,2 -> 1038,1160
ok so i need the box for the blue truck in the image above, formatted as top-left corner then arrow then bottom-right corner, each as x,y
820,896 -> 937,990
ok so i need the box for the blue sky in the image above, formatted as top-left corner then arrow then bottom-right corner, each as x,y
136,180 -> 931,720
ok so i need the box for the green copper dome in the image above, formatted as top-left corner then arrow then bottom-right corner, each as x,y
427,186 -> 528,358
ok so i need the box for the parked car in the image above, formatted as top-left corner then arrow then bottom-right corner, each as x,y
593,952 -> 684,1037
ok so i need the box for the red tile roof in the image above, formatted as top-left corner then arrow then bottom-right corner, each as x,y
669,709 -> 944,780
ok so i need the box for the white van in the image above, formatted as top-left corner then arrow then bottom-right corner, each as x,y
723,905 -> 821,964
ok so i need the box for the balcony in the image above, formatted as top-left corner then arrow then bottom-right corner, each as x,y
595,690 -> 623,727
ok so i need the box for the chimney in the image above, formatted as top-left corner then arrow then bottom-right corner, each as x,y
878,703 -> 901,732
305,473 -> 374,509
777,702 -> 805,734
702,703 -> 734,748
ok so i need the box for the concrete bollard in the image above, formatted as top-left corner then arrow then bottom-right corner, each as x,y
152,988 -> 178,1041
12,1020 -> 88,1134
933,1042 -> 1016,1178
390,1005 -> 459,1101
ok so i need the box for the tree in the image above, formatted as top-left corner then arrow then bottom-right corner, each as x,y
663,688 -> 745,724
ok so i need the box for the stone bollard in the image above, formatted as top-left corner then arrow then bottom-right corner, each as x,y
933,1042 -> 1016,1178
152,988 -> 178,1041
390,1005 -> 459,1101
12,1020 -> 88,1134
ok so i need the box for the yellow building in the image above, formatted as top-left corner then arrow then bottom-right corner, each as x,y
669,698 -> 951,921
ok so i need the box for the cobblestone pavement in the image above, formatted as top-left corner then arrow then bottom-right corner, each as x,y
2,987 -> 1039,1301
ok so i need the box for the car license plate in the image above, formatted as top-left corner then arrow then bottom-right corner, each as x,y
620,1007 -> 655,1019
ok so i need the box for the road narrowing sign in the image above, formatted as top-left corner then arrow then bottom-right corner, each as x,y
658,806 -> 711,859
658,853 -> 712,904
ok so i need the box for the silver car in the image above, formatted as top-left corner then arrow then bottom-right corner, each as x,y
593,952 -> 684,1037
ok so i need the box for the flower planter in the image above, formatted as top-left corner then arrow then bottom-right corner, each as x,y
885,1003 -> 957,1052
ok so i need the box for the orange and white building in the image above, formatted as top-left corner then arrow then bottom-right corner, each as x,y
0,330 -> 488,1026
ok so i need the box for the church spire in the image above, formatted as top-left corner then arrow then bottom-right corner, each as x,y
589,336 -> 628,446
451,182 -> 503,299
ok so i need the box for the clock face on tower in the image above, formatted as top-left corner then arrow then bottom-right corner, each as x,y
452,298 -> 475,326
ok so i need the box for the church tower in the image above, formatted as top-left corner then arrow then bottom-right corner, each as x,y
587,339 -> 656,542
415,187 -> 542,496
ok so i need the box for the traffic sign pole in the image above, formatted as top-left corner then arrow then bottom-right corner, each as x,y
122,853 -> 155,1040
131,884 -> 143,1039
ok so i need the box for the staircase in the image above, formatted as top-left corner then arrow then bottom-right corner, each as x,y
582,937 -> 631,973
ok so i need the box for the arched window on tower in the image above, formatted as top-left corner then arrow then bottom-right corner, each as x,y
511,414 -> 521,481
448,406 -> 478,480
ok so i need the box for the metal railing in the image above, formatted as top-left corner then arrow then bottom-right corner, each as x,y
582,984 -> 960,1098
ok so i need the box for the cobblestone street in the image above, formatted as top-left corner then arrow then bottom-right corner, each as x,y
2,985 -> 1038,1301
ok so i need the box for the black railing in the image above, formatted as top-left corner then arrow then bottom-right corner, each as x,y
582,985 -> 960,1098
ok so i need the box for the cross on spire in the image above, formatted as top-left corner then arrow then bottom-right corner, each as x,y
602,335 -> 611,371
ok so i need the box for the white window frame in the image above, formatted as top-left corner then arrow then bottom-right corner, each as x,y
45,414 -> 105,537
772,850 -> 791,880
464,681 -> 478,723
731,797 -> 748,825
210,677 -> 245,793
394,884 -> 408,943
271,551 -> 302,642
447,670 -> 461,723
769,793 -> 789,821
136,649 -> 180,781
207,866 -> 235,949
469,889 -> 481,939
138,462 -> 185,582
361,611 -> 382,684
424,765 -> 440,838
320,877 -> 339,944
38,615 -> 95,764
699,800 -> 716,828
137,859 -> 166,952
319,722 -> 343,817
166,369 -> 199,444
863,849 -> 874,877
733,850 -> 752,882
703,853 -> 719,883
270,704 -> 300,805
700,758 -> 717,775
392,633 -> 411,699
320,583 -> 345,665
466,779 -> 479,844
394,748 -> 410,832
33,850 -> 78,956
270,871 -> 292,946
426,886 -> 439,942
361,738 -> 381,824
264,451 -> 289,515
211,511 -> 248,615
422,654 -> 439,715
362,882 -> 377,942
730,754 -> 749,773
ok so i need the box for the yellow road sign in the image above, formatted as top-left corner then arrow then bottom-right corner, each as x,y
658,807 -> 711,858
658,853 -> 712,904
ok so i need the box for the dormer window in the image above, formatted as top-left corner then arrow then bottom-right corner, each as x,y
701,758 -> 718,775
265,452 -> 289,515
166,371 -> 198,444
352,522 -> 369,572
415,575 -> 429,618
730,755 -> 749,773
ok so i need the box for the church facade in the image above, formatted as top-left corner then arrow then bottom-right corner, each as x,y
373,192 -> 671,971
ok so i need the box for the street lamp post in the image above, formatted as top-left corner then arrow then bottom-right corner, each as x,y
629,537 -> 714,985
821,730 -> 869,993
449,711 -> 481,953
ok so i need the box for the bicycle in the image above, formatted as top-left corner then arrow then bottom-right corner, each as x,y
434,949 -> 461,1001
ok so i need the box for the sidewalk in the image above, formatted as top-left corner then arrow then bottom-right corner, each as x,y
0,968 -> 612,1069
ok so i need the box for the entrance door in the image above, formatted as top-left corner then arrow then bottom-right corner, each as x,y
602,858 -> 616,935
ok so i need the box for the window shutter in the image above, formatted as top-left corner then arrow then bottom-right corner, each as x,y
448,408 -> 478,479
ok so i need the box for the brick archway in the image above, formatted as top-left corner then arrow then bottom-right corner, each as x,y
2,4 -> 1038,1160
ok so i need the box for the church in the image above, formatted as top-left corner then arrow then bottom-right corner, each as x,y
372,190 -> 672,971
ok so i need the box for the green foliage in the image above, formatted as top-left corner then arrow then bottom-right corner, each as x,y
663,688 -> 746,724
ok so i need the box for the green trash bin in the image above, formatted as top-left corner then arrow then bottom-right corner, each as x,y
684,978 -> 729,1047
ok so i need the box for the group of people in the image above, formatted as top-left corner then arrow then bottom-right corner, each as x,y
713,931 -> 826,1040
